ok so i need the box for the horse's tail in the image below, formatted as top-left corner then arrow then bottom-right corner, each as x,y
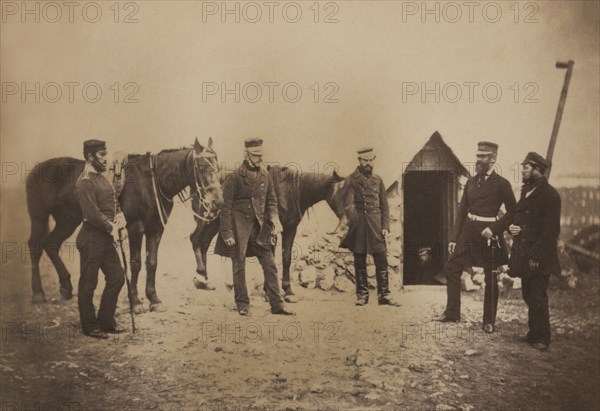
25,162 -> 50,246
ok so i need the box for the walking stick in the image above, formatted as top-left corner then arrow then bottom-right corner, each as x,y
115,227 -> 136,333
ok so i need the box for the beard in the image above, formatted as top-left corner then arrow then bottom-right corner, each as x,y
92,157 -> 107,173
475,161 -> 489,175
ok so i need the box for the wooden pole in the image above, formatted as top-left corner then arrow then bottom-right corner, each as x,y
546,60 -> 574,179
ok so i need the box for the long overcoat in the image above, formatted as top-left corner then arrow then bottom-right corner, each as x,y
340,168 -> 390,254
215,162 -> 279,259
509,177 -> 561,277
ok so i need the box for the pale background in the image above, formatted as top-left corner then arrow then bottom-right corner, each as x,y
1,1 -> 599,191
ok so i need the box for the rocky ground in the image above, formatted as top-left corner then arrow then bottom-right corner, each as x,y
1,189 -> 599,411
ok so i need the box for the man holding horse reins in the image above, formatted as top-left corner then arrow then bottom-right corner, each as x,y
215,138 -> 294,316
436,142 -> 517,333
340,147 -> 401,307
75,139 -> 128,339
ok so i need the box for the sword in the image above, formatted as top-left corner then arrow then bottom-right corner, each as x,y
114,227 -> 136,333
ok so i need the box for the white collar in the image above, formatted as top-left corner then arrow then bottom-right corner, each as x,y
84,163 -> 100,174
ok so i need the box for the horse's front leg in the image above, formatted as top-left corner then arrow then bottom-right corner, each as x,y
145,229 -> 166,312
282,226 -> 299,303
191,219 -> 219,290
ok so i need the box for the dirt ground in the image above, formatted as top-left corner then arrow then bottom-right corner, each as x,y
1,188 -> 599,411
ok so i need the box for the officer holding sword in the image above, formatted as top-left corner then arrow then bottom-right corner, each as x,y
436,142 -> 516,332
75,139 -> 128,339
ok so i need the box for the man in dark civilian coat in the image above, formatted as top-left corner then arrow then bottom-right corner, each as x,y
436,142 -> 517,332
509,152 -> 561,352
75,139 -> 127,339
215,138 -> 294,316
340,147 -> 400,307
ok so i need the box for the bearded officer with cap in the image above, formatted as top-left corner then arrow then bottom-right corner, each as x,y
215,138 -> 294,316
508,152 -> 560,351
340,147 -> 401,307
436,141 -> 517,332
75,139 -> 127,339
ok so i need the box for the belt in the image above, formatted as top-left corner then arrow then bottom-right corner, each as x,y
467,212 -> 498,222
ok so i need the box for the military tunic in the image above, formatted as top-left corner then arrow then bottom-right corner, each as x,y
75,164 -> 124,333
443,170 -> 517,323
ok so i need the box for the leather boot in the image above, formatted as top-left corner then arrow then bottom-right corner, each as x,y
355,269 -> 369,306
376,269 -> 401,306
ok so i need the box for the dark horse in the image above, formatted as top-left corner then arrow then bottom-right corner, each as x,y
25,138 -> 223,313
189,165 -> 345,298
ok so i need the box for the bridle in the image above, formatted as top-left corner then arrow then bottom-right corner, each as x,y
150,149 -> 221,227
188,150 -> 221,222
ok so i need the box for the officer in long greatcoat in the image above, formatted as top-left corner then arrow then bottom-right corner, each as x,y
340,147 -> 400,306
75,139 -> 127,339
215,138 -> 293,316
436,142 -> 517,333
508,152 -> 561,351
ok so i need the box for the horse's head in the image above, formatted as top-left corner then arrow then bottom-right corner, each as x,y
325,170 -> 347,219
191,137 -> 223,219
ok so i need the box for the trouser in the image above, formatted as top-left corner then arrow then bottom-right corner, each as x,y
76,226 -> 125,333
444,239 -> 498,324
522,273 -> 551,345
353,251 -> 389,301
231,224 -> 284,311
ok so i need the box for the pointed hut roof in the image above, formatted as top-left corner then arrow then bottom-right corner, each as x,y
387,131 -> 470,193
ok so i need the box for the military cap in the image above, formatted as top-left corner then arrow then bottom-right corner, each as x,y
357,147 -> 376,160
244,138 -> 263,155
83,139 -> 106,157
476,141 -> 499,155
521,151 -> 548,172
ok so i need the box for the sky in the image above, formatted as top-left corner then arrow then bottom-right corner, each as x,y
1,1 -> 599,190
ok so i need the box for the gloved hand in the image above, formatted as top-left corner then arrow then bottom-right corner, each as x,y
272,219 -> 283,235
114,212 -> 127,229
448,242 -> 456,255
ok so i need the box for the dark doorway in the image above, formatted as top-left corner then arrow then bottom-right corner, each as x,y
403,171 -> 452,285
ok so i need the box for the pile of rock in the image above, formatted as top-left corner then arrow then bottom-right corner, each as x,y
294,198 -> 404,293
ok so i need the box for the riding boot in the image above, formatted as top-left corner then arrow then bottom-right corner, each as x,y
355,269 -> 369,305
376,269 -> 400,306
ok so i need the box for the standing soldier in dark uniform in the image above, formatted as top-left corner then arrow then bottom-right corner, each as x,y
340,147 -> 400,307
75,140 -> 127,339
509,152 -> 560,351
215,138 -> 294,316
436,142 -> 517,333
